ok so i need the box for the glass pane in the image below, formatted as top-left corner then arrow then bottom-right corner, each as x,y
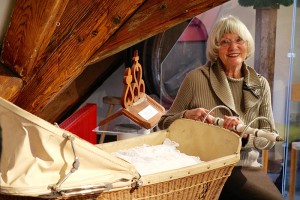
283,1 -> 300,199
160,17 -> 207,108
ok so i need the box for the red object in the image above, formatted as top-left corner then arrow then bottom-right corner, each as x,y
60,103 -> 97,144
178,17 -> 208,42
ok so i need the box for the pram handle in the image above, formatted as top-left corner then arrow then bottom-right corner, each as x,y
213,117 -> 283,142
202,105 -> 284,143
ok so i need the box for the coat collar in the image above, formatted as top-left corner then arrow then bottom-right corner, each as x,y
209,60 -> 262,115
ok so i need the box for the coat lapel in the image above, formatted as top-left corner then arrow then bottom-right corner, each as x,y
209,61 -> 261,115
210,61 -> 236,113
242,65 -> 262,112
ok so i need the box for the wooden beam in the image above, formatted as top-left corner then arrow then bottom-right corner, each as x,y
1,0 -> 69,78
12,0 -> 145,116
24,0 -> 113,83
0,64 -> 23,100
38,52 -> 124,123
87,0 -> 228,65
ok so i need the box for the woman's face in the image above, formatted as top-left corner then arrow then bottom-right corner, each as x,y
218,33 -> 247,69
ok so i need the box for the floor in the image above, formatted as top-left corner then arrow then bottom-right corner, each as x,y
267,155 -> 300,200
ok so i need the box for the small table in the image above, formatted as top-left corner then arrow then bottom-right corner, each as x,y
94,124 -> 149,141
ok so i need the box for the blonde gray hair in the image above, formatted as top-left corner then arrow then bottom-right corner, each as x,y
206,15 -> 254,62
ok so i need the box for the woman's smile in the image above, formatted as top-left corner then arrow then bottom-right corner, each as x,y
218,33 -> 247,73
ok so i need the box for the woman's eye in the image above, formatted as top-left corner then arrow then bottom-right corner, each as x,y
236,38 -> 243,42
219,38 -> 245,47
220,40 -> 230,46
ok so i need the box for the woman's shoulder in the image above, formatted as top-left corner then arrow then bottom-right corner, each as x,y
257,73 -> 267,81
257,74 -> 270,89
245,65 -> 269,88
186,62 -> 211,77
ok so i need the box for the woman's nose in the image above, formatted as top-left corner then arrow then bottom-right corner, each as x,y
228,41 -> 239,49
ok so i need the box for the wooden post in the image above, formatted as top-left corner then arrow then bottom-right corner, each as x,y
254,5 -> 279,172
254,5 -> 279,95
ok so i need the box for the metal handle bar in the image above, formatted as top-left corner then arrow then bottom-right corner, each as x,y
48,133 -> 80,193
202,105 -> 233,122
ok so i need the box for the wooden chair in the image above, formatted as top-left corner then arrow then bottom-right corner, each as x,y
99,96 -> 121,144
262,150 -> 269,173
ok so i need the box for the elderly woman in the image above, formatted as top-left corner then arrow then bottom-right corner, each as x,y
158,15 -> 283,200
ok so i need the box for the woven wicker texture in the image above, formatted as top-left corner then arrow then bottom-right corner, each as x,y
100,165 -> 234,200
0,165 -> 234,200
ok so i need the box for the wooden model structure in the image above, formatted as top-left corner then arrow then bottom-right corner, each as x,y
99,51 -> 165,130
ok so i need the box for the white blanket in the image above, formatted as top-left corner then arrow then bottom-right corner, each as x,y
112,138 -> 203,176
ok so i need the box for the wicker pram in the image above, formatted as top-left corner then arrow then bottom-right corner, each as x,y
0,97 -> 241,200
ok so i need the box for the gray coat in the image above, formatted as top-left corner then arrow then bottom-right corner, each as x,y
158,60 -> 276,167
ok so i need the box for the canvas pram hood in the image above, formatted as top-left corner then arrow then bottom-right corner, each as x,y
0,97 -> 140,197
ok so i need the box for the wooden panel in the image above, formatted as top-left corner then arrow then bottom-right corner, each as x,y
292,83 -> 300,102
87,0 -> 228,65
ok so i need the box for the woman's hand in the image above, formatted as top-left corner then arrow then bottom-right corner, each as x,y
223,115 -> 248,138
183,108 -> 214,124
